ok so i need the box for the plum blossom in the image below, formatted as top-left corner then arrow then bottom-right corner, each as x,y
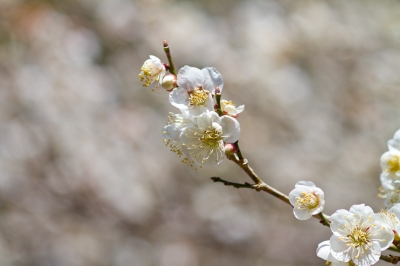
169,66 -> 223,116
180,111 -> 240,166
220,99 -> 244,118
139,55 -> 166,90
329,204 -> 393,266
163,112 -> 195,166
289,181 -> 325,220
381,150 -> 400,180
379,173 -> 400,208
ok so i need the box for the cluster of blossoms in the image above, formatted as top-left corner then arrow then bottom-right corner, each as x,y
141,45 -> 400,266
379,129 -> 400,208
139,55 -> 243,167
289,182 -> 400,266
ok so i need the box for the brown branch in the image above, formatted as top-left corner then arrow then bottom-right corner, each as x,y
224,154 -> 330,226
381,254 -> 400,264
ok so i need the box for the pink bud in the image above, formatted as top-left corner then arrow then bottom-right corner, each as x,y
224,143 -> 238,155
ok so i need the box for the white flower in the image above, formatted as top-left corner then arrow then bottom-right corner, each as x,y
379,173 -> 400,208
381,150 -> 400,180
220,99 -> 244,118
376,204 -> 400,234
180,111 -> 240,166
169,66 -> 223,116
139,55 -> 166,90
329,204 -> 394,266
317,240 -> 351,266
388,129 -> 400,152
288,181 -> 325,220
163,112 -> 195,166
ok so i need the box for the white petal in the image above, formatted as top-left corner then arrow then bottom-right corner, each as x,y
196,111 -> 220,131
177,66 -> 204,92
293,207 -> 312,220
330,209 -> 353,236
390,203 -> 400,220
371,221 -> 394,250
295,181 -> 316,188
219,116 -> 240,143
316,240 -> 331,260
388,129 -> 400,152
351,242 -> 380,266
349,204 -> 373,217
163,124 -> 182,141
236,105 -> 245,113
149,55 -> 161,66
381,172 -> 395,190
330,235 -> 352,262
202,67 -> 223,94
169,87 -> 190,109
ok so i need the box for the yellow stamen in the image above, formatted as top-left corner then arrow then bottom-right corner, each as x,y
295,192 -> 319,209
189,88 -> 208,107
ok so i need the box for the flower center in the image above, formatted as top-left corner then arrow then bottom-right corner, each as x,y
189,88 -> 208,107
295,192 -> 319,209
347,226 -> 369,248
200,127 -> 223,149
388,156 -> 400,173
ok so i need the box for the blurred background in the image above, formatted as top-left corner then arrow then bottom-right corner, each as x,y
0,0 -> 399,265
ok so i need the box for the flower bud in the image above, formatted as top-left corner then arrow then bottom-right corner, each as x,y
162,74 -> 177,91
224,143 -> 238,155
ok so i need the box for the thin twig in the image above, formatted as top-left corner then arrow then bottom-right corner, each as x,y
223,151 -> 331,226
163,40 -> 177,76
211,177 -> 256,189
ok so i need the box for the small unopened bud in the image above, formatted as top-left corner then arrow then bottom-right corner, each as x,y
224,143 -> 238,155
162,74 -> 177,91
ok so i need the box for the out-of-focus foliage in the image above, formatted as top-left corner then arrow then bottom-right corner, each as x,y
0,0 -> 399,265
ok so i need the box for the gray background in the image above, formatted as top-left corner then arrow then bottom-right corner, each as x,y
0,0 -> 399,265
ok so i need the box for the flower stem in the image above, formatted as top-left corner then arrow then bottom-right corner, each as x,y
317,212 -> 330,227
211,177 -> 256,189
380,254 -> 400,264
225,153 -> 331,226
163,40 -> 177,76
215,89 -> 223,116
234,141 -> 244,161
389,245 -> 400,253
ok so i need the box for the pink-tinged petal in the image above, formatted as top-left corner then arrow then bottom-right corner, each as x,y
219,116 -> 240,143
293,207 -> 312,220
202,67 -> 223,94
169,87 -> 190,109
330,235 -> 351,262
177,66 -> 204,92
351,242 -> 380,266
